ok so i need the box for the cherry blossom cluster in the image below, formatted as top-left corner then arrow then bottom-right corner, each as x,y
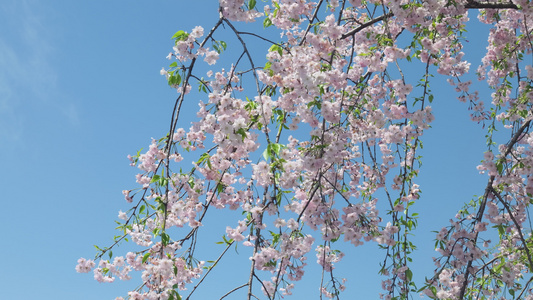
77,1 -> 533,299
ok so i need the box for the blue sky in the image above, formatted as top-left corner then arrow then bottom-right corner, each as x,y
0,1 -> 499,299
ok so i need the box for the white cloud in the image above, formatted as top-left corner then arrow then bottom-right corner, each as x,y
0,35 -> 25,145
0,0 -> 80,147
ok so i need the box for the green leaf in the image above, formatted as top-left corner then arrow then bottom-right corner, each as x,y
169,62 -> 178,68
236,128 -> 247,141
222,235 -> 234,245
263,17 -> 272,28
197,153 -> 210,165
248,0 -> 256,9
216,182 -> 225,194
213,41 -> 227,54
142,252 -> 151,264
168,73 -> 182,86
264,61 -> 273,76
171,30 -> 184,39
162,232 -> 170,246
262,148 -> 271,160
429,286 -> 437,297
270,231 -> 280,245
150,175 -> 160,184
198,80 -> 207,93
496,161 -> 503,174
169,290 -> 182,300
495,224 -> 505,238
405,269 -> 413,282
159,176 -> 168,187
171,30 -> 189,42
269,44 -> 283,56
272,143 -> 281,155
263,143 -> 285,160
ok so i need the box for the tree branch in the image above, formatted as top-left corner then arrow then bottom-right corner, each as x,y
491,187 -> 533,272
458,120 -> 532,299
341,12 -> 393,40
220,283 -> 249,299
464,0 -> 518,9
341,1 -> 519,41
186,241 -> 234,300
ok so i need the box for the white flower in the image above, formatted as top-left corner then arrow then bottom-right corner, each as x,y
204,50 -> 219,65
118,210 -> 128,220
191,26 -> 204,38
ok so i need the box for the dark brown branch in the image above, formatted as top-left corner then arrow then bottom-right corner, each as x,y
300,0 -> 325,46
517,276 -> 533,298
341,1 -> 519,40
491,187 -> 533,271
236,31 -> 289,51
186,241 -> 234,300
167,17 -> 224,154
223,18 -> 272,144
464,0 -> 518,9
458,120 -> 531,299
220,283 -> 249,299
341,12 -> 393,40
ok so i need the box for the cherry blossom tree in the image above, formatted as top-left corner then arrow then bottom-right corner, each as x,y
77,0 -> 533,299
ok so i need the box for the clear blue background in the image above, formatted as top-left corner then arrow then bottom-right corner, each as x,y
0,1 -> 498,299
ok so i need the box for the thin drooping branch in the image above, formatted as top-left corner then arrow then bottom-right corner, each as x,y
458,120 -> 531,299
517,276 -> 533,299
299,0 -> 324,46
491,187 -> 533,271
223,18 -> 272,144
166,17 -> 224,154
220,283 -> 249,299
341,12 -> 393,39
464,0 -> 518,9
341,1 -> 519,40
237,31 -> 290,51
186,241 -> 235,300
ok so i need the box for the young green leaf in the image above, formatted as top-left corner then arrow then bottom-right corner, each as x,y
162,232 -> 170,246
142,252 -> 151,264
263,17 -> 272,28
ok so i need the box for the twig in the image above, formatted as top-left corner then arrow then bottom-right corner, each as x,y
220,283 -> 249,299
186,241 -> 235,300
